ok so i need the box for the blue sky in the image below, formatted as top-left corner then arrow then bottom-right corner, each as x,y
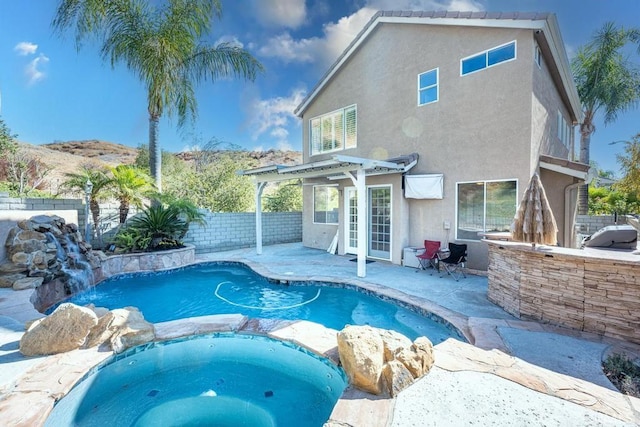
0,0 -> 639,176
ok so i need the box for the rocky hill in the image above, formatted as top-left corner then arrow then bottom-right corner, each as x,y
18,140 -> 302,193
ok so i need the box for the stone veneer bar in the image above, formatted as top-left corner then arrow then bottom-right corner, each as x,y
487,240 -> 640,344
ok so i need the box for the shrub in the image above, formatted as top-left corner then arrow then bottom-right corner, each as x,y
603,353 -> 640,397
112,204 -> 188,252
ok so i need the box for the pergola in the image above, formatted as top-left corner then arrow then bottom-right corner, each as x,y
241,154 -> 417,277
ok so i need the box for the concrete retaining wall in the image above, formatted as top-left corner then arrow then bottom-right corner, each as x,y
487,241 -> 640,344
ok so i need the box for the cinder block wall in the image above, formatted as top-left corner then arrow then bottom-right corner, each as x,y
0,195 -> 302,258
576,214 -> 628,235
487,241 -> 640,344
183,212 -> 302,253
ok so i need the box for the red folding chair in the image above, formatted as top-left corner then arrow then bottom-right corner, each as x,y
416,240 -> 441,273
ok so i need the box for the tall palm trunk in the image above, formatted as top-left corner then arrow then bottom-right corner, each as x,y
578,115 -> 596,215
119,200 -> 130,224
149,115 -> 161,193
89,198 -> 102,246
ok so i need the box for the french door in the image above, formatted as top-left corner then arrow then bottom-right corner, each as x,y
344,186 -> 392,260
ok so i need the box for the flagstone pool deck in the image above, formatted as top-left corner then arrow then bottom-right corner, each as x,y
1,242 -> 639,426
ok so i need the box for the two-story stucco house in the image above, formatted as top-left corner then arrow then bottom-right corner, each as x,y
243,11 -> 589,276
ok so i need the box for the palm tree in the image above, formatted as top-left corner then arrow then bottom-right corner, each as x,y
60,167 -> 112,243
52,0 -> 263,192
571,22 -> 640,213
108,165 -> 155,223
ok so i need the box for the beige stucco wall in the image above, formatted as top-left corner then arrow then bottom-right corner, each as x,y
300,23 -> 577,270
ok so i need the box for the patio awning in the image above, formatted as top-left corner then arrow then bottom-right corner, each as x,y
241,153 -> 418,278
241,153 -> 418,183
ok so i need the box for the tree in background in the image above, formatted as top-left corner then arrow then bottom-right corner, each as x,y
164,152 -> 255,212
614,133 -> 640,205
0,117 -> 50,197
60,166 -> 112,243
0,116 -> 18,159
264,181 -> 302,212
571,22 -> 640,214
53,0 -> 263,192
108,165 -> 155,223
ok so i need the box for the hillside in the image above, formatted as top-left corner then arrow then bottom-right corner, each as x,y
18,140 -> 302,194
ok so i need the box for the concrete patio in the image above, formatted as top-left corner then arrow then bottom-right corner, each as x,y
1,242 -> 639,426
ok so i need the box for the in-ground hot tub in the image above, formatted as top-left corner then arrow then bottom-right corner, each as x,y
46,334 -> 347,426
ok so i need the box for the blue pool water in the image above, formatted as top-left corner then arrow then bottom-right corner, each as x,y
61,262 -> 460,342
46,334 -> 347,426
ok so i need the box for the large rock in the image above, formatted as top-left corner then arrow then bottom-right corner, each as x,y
337,325 -> 385,394
382,360 -> 414,397
13,277 -> 44,290
110,307 -> 155,353
20,303 -> 98,356
0,273 -> 26,288
379,329 -> 412,362
395,336 -> 435,378
337,326 -> 437,396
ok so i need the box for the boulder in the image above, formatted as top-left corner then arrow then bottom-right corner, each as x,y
394,337 -> 435,379
16,230 -> 47,242
0,262 -> 27,274
13,277 -> 44,290
10,252 -> 30,267
85,307 -> 155,353
20,303 -> 98,356
337,325 -> 385,395
0,273 -> 26,288
379,329 -> 412,362
382,360 -> 414,397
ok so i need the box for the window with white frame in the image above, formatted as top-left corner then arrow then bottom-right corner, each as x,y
557,111 -> 571,147
456,180 -> 517,240
313,186 -> 339,224
461,41 -> 516,76
310,105 -> 356,155
418,68 -> 438,105
534,44 -> 542,68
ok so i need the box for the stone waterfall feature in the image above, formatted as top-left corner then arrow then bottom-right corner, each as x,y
0,215 -> 103,292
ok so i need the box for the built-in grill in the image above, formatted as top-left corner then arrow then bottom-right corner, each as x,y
582,225 -> 638,249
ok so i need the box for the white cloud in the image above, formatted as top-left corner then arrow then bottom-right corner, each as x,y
259,7 -> 376,67
257,0 -> 485,66
258,32 -> 319,63
26,54 -> 49,85
365,0 -> 483,11
250,0 -> 307,29
215,35 -> 244,48
247,87 -> 306,147
14,41 -> 38,56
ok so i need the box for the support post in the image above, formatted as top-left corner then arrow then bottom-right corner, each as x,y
255,182 -> 266,255
356,167 -> 367,278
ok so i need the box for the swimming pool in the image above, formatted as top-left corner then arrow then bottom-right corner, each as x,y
61,262 -> 460,342
46,334 -> 347,426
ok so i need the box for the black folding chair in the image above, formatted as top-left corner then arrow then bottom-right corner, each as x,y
438,243 -> 467,281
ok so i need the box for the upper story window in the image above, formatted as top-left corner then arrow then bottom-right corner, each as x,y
557,111 -> 571,148
418,68 -> 439,106
461,41 -> 517,76
456,180 -> 517,240
534,44 -> 542,68
310,105 -> 356,156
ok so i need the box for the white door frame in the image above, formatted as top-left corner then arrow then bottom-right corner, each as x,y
343,184 -> 392,261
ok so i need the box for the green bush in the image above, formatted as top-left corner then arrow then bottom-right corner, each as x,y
113,204 -> 188,252
603,353 -> 640,397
